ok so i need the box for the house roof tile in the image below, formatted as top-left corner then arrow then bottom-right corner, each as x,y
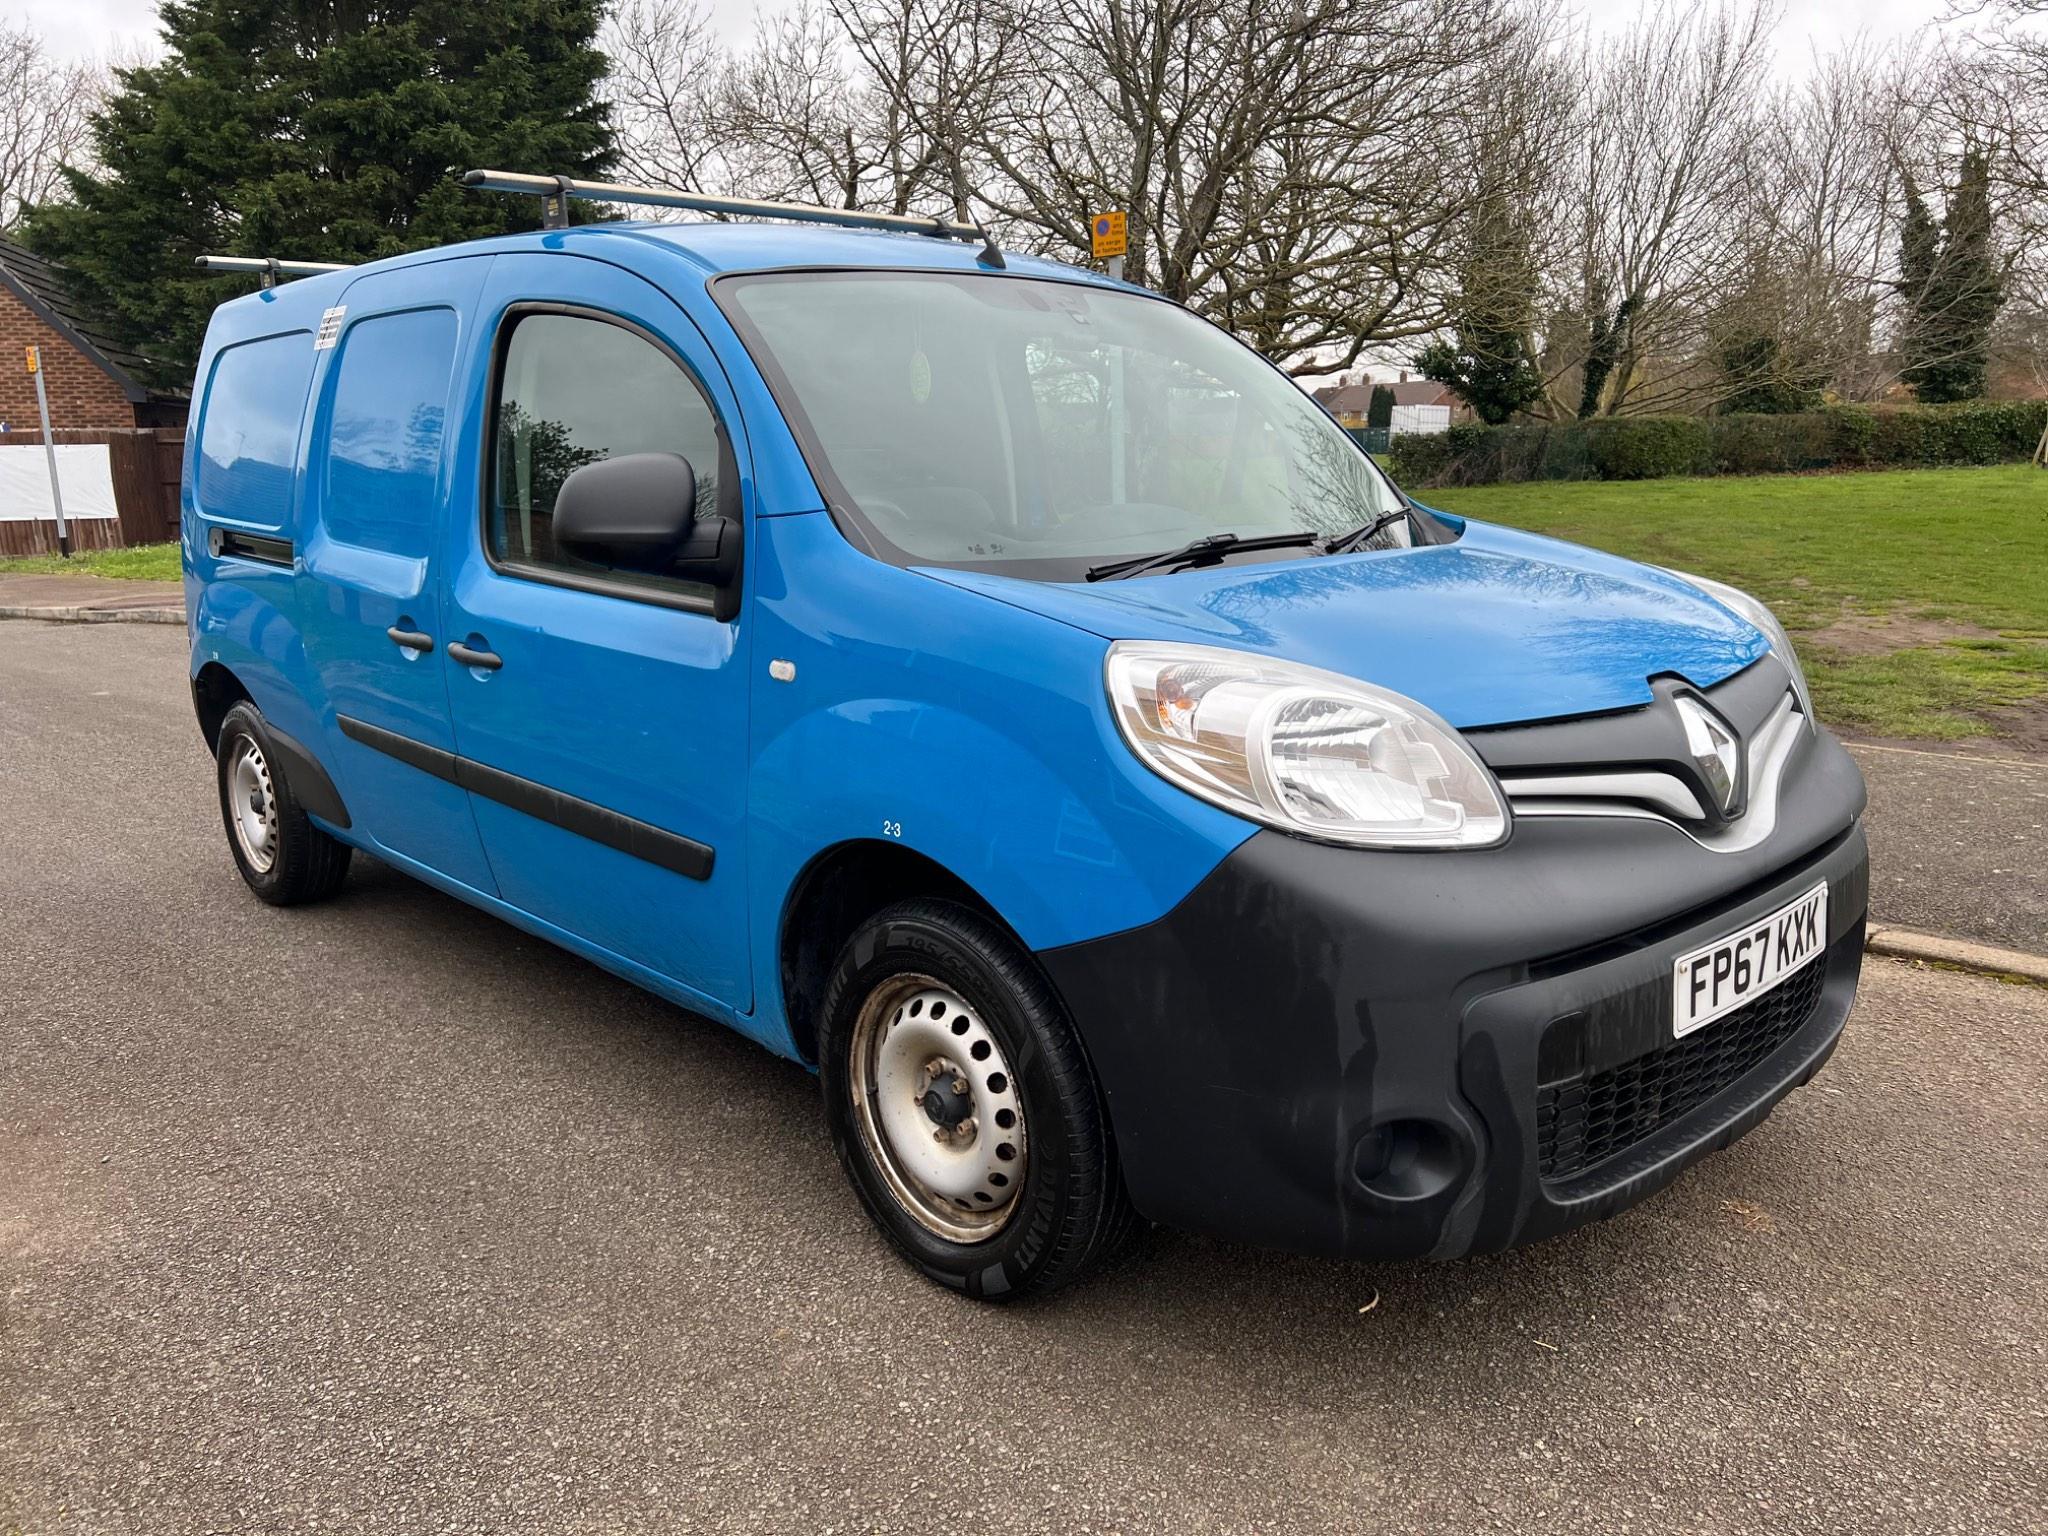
0,237 -> 184,402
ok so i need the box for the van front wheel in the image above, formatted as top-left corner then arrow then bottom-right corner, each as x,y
214,702 -> 352,906
818,899 -> 1134,1300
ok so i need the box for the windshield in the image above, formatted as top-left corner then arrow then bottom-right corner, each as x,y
718,271 -> 1432,580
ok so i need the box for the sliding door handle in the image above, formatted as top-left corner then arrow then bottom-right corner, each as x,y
447,641 -> 503,671
386,626 -> 435,652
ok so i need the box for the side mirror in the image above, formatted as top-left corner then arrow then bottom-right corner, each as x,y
551,450 -> 741,592
553,452 -> 699,572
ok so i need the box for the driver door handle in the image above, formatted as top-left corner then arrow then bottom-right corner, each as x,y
447,641 -> 503,671
386,626 -> 434,652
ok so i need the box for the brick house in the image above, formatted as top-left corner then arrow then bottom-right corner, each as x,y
0,237 -> 187,432
1313,372 -> 1470,428
1311,381 -> 1379,427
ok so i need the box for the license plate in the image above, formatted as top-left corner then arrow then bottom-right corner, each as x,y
1672,883 -> 1829,1038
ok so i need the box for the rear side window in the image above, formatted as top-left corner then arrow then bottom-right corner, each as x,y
487,311 -> 722,602
195,333 -> 315,530
320,308 -> 460,558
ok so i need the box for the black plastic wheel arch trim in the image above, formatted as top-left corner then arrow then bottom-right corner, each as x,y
263,723 -> 352,830
336,715 -> 714,881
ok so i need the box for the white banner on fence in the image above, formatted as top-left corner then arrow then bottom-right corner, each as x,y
1388,404 -> 1453,439
0,444 -> 120,522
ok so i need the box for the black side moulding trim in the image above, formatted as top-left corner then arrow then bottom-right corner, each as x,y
338,715 -> 454,780
336,715 -> 714,881
264,723 -> 351,830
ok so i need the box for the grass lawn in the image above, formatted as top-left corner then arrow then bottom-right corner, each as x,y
7,468 -> 2043,742
1421,464 -> 2048,744
0,543 -> 181,582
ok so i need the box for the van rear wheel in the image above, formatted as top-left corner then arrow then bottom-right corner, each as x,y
215,702 -> 352,906
818,898 -> 1135,1300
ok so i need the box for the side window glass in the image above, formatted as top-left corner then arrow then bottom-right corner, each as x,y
488,312 -> 723,600
196,333 -> 315,532
323,308 -> 459,557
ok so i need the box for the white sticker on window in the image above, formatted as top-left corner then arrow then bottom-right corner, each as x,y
314,306 -> 347,350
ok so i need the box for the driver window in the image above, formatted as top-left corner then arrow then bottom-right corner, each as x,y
489,312 -> 722,599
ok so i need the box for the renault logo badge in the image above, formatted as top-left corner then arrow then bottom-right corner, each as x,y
1674,695 -> 1743,817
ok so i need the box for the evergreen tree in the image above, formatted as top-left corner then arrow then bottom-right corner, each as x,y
1896,176 -> 1938,322
23,0 -> 613,386
1713,329 -> 1824,415
1711,265 -> 1825,415
1897,152 -> 2006,404
1366,384 -> 1395,432
1416,182 -> 1545,425
1577,295 -> 1630,420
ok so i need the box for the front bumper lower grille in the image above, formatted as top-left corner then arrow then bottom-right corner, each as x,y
1537,956 -> 1829,1183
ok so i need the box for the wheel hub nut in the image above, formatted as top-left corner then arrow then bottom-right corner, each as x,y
851,979 -> 1028,1241
919,1057 -> 976,1132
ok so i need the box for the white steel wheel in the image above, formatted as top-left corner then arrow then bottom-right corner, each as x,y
848,973 -> 1029,1243
227,733 -> 280,875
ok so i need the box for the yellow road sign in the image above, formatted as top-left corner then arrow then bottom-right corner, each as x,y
1090,211 -> 1127,259
25,344 -> 39,374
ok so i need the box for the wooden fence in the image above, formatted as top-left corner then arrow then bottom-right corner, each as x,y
0,427 -> 184,558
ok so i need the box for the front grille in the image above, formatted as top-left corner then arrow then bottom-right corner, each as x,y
1537,956 -> 1828,1182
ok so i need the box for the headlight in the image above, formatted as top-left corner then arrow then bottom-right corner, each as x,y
1105,642 -> 1508,849
1666,570 -> 1814,728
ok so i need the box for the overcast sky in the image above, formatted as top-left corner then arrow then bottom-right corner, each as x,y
19,0 -> 1962,73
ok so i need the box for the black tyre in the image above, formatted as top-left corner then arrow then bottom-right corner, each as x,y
818,898 -> 1136,1300
214,701 -> 352,906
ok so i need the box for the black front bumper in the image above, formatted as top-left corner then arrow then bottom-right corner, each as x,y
1039,725 -> 1869,1261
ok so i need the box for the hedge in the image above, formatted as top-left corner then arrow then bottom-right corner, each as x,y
1383,399 -> 2048,488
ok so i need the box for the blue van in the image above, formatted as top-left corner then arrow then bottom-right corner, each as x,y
184,175 -> 1868,1299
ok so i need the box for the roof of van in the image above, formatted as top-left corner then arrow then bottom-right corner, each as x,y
211,220 -> 1122,327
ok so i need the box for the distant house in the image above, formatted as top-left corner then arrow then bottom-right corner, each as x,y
0,239 -> 188,555
1312,381 -> 1380,428
0,238 -> 188,433
1313,371 -> 1469,435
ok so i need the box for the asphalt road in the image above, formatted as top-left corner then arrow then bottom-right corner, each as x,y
3,621 -> 2044,1535
1847,741 -> 2048,954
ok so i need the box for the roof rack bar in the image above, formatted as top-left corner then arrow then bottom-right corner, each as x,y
195,255 -> 353,290
460,169 -> 1004,267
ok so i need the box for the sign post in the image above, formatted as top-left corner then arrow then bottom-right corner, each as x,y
1090,211 -> 1128,283
25,345 -> 69,558
1090,213 -> 1131,503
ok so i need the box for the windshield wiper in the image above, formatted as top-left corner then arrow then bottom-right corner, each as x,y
1318,507 -> 1420,556
1084,530 -> 1324,582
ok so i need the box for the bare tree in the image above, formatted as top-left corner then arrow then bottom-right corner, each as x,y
605,0 -> 727,195
0,23 -> 104,230
720,3 -> 882,209
604,0 -> 964,216
1942,1 -> 2047,235
596,0 -> 2036,407
1553,1 -> 1777,417
824,0 -> 1544,374
605,0 -> 1540,373
1703,42 -> 1906,405
1939,2 -> 2047,352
